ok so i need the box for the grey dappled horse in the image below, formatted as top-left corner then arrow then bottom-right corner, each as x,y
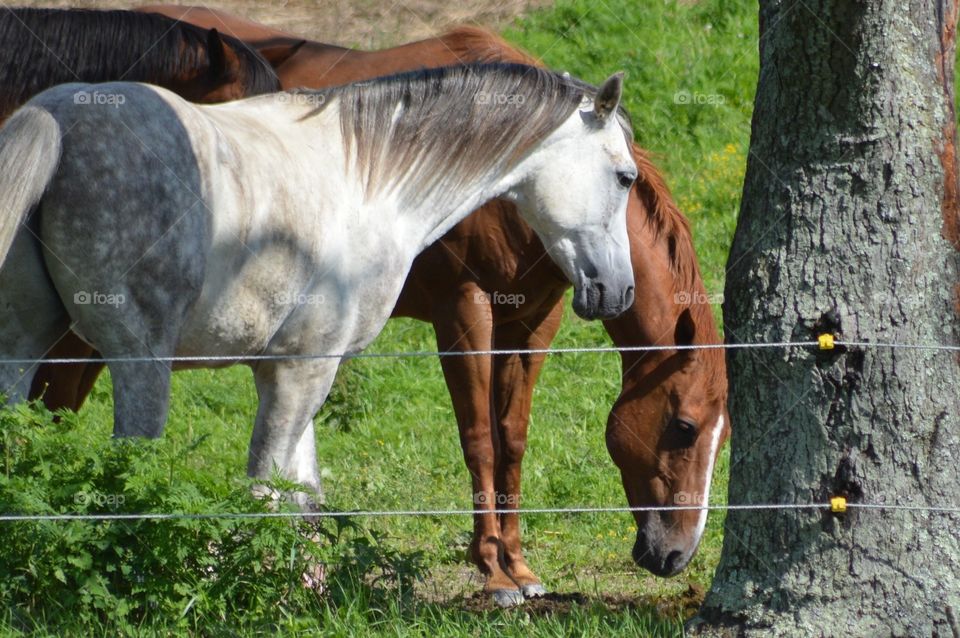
0,64 -> 637,506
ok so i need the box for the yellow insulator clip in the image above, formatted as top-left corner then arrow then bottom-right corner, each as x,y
830,496 -> 847,513
818,334 -> 835,350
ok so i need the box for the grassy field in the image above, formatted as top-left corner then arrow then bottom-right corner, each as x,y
0,0 -> 759,635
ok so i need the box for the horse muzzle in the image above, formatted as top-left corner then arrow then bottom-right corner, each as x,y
572,279 -> 634,320
632,526 -> 695,577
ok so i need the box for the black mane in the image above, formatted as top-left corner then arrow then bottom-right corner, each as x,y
0,7 -> 278,115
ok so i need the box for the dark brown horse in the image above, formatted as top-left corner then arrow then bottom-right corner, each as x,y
29,10 -> 730,607
0,7 -> 298,124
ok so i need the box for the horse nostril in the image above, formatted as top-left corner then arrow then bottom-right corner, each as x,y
664,550 -> 685,574
623,285 -> 635,306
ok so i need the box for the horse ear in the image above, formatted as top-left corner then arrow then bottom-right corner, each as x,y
259,40 -> 306,70
674,308 -> 696,347
206,29 -> 240,79
594,72 -> 624,122
207,29 -> 226,74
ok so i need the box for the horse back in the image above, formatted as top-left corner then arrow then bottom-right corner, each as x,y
136,5 -> 304,48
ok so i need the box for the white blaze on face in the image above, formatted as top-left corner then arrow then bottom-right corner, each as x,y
691,413 -> 725,546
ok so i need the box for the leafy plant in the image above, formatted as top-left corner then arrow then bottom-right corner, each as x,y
0,402 -> 426,634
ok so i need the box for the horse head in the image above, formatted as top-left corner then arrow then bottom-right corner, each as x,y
509,72 -> 637,320
602,147 -> 730,576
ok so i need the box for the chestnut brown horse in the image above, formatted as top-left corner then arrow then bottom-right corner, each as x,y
29,10 -> 730,607
0,8 -> 303,124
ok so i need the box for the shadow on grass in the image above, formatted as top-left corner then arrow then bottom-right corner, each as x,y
295,573 -> 703,637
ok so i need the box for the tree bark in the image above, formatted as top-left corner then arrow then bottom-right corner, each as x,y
692,1 -> 960,635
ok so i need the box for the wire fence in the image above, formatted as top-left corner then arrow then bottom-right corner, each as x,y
3,336 -> 960,366
2,334 -> 959,523
1,502 -> 960,523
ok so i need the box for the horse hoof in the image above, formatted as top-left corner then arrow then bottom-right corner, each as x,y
521,583 -> 547,599
491,588 -> 525,608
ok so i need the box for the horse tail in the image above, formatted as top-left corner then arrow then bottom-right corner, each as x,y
0,106 -> 62,264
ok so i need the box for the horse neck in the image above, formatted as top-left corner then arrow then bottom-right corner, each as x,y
276,26 -> 536,89
602,196 -> 724,374
0,9 -> 219,110
391,157 -> 534,256
603,211 -> 682,349
340,92 -> 576,256
276,39 -> 464,89
136,5 -> 297,45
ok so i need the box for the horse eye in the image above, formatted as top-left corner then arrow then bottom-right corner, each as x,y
616,170 -> 636,189
672,418 -> 699,444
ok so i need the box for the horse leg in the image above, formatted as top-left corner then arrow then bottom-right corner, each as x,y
432,291 -> 523,607
492,300 -> 564,599
51,278 -> 187,439
246,359 -> 338,508
83,308 -> 177,438
29,333 -> 103,412
0,231 -> 70,404
74,354 -> 106,410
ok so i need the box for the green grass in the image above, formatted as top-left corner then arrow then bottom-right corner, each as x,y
0,0 -> 759,635
507,0 -> 756,298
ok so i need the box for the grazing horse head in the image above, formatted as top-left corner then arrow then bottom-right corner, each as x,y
603,146 -> 730,577
0,8 -> 282,121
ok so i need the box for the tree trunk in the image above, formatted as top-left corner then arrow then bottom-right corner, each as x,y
692,1 -> 960,635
